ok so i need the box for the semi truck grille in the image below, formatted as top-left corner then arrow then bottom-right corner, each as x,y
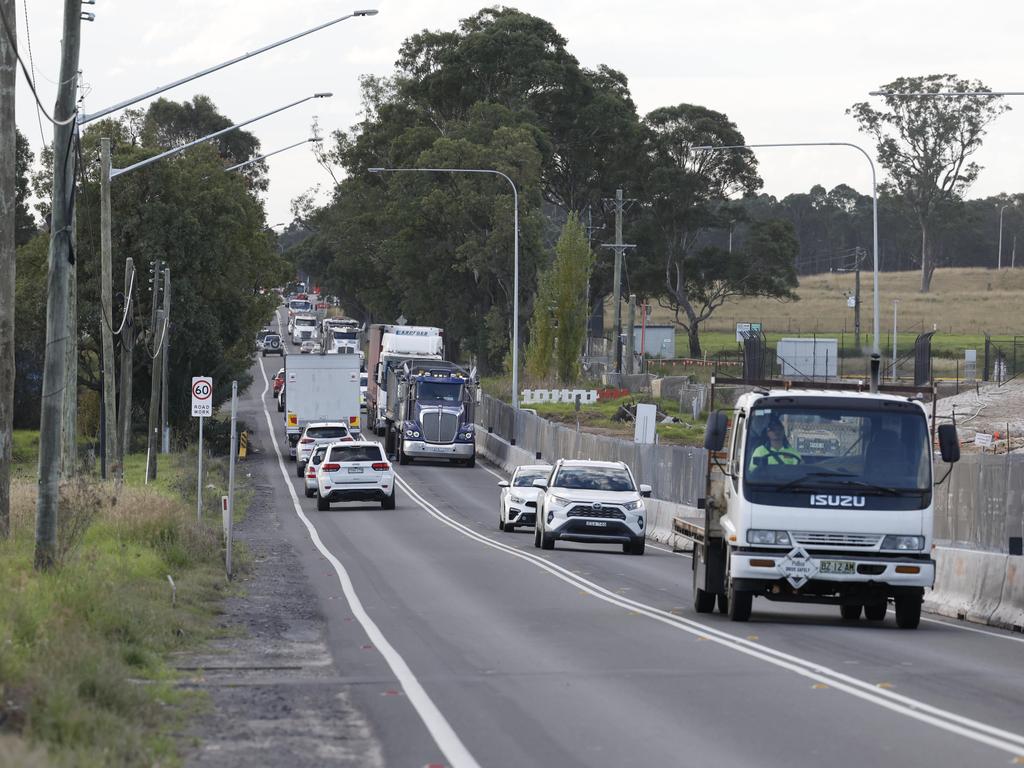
567,505 -> 626,520
421,410 -> 459,443
792,532 -> 882,548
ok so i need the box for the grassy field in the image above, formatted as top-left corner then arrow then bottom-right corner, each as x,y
609,267 -> 1024,359
0,444 -> 237,767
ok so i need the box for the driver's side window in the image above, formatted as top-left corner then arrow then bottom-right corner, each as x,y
730,413 -> 745,489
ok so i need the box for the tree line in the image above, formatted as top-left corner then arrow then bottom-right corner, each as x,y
12,96 -> 290,432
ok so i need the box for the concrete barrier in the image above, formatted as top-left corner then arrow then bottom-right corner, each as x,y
926,547 -> 1024,631
476,430 -> 695,551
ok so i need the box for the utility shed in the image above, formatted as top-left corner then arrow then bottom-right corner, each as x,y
634,325 -> 676,358
776,337 -> 838,379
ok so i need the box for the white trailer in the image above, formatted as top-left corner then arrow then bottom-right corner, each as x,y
284,353 -> 362,459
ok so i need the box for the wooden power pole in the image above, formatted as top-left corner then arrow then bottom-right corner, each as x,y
99,138 -> 115,477
0,0 -> 16,540
115,257 -> 134,480
36,0 -> 82,570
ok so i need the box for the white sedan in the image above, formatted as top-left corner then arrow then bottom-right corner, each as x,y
497,464 -> 551,532
303,444 -> 329,498
316,440 -> 396,510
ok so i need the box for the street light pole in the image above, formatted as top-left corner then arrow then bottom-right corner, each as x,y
368,167 -> 522,413
226,137 -> 321,172
891,299 -> 900,382
77,10 -> 376,126
691,141 -> 882,389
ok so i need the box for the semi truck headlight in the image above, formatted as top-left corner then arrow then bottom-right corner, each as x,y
747,529 -> 791,546
881,535 -> 924,551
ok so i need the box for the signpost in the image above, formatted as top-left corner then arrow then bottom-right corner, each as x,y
226,380 -> 238,579
191,377 -> 213,522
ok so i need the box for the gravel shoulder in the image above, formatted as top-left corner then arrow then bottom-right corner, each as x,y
176,436 -> 383,767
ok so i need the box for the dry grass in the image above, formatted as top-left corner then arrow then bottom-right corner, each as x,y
609,267 -> 1024,337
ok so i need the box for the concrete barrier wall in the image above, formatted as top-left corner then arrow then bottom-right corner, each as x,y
925,547 -> 1024,631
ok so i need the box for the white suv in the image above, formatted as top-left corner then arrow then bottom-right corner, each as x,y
316,441 -> 396,510
497,464 -> 551,531
533,459 -> 652,555
295,422 -> 352,476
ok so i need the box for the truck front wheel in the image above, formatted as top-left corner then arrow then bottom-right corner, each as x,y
894,593 -> 922,629
727,582 -> 753,622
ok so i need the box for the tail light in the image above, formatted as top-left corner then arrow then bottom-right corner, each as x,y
306,467 -> 316,478
322,463 -> 341,471
371,462 -> 390,471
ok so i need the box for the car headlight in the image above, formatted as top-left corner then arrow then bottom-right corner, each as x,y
881,535 -> 924,551
747,529 -> 792,546
510,495 -> 525,504
623,499 -> 644,511
546,494 -> 571,510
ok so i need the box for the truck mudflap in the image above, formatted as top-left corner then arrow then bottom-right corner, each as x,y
731,550 -> 935,589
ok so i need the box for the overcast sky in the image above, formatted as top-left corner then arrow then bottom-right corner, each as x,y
13,0 -> 1024,226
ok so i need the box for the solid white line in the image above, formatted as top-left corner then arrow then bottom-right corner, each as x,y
392,471 -> 1024,758
257,355 -> 481,768
647,542 -> 692,559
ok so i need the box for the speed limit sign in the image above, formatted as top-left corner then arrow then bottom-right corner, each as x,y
191,376 -> 213,417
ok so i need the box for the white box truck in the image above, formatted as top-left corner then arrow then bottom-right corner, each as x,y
676,378 -> 960,629
283,353 -> 362,459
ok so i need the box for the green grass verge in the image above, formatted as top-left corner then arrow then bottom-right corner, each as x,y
528,395 -> 705,446
0,451 -> 240,767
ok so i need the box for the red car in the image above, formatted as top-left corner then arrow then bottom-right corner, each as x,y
272,369 -> 285,397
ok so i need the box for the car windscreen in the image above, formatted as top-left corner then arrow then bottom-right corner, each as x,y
295,318 -> 316,327
306,426 -> 348,440
552,467 -> 634,492
743,404 -> 931,493
514,469 -> 550,487
289,300 -> 312,312
329,445 -> 384,463
417,381 -> 462,402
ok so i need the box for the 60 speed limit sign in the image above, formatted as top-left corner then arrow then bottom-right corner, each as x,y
191,376 -> 213,417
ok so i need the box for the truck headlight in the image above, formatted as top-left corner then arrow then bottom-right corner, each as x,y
747,529 -> 791,546
881,535 -> 924,551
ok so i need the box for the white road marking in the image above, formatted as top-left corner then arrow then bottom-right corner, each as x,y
257,353 -> 480,768
392,471 -> 1024,758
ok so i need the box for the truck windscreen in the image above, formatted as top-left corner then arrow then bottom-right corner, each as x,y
743,405 -> 931,494
417,381 -> 461,403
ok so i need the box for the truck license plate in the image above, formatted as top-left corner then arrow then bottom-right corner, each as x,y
424,444 -> 453,453
819,560 -> 855,575
585,521 -> 607,527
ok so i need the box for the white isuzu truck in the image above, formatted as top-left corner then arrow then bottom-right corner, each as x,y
677,380 -> 960,629
283,353 -> 362,460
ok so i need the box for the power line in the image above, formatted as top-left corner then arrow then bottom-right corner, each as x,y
20,0 -> 46,145
0,1 -> 78,126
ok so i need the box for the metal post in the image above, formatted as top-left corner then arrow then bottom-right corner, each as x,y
35,0 -> 81,570
612,189 -> 624,374
998,205 -> 1007,270
226,381 -> 238,579
625,294 -> 636,375
854,253 -> 862,351
891,299 -> 899,382
160,267 -> 171,453
145,309 -> 165,482
116,258 -> 135,479
99,139 -> 116,477
197,416 -> 203,522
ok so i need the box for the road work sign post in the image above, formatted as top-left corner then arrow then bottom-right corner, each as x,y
191,377 -> 213,523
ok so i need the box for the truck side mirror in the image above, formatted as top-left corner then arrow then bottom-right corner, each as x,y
704,410 -> 729,452
937,424 -> 960,463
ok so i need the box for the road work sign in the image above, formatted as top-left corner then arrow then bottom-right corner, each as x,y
191,376 -> 213,417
